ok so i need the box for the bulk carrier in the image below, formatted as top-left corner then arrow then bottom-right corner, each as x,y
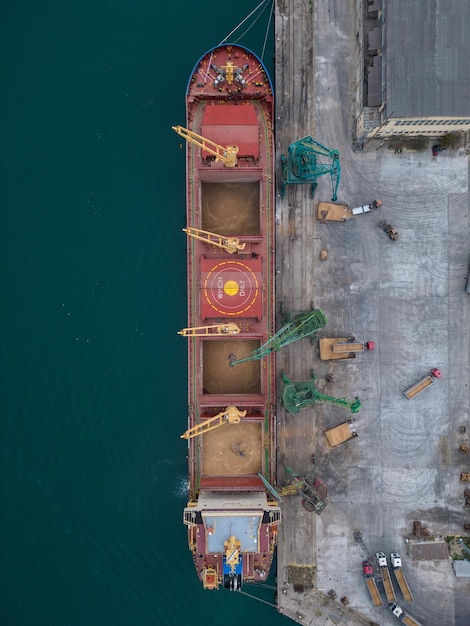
174,43 -> 280,590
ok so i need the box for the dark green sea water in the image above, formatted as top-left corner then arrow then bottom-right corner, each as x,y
1,2 -> 290,624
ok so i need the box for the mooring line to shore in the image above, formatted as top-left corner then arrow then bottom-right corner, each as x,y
238,589 -> 277,608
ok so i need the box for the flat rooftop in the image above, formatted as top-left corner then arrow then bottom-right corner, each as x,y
384,0 -> 470,118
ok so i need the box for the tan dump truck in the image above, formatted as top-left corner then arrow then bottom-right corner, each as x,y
317,199 -> 381,222
390,553 -> 413,602
319,336 -> 375,360
403,368 -> 442,399
324,420 -> 358,448
376,552 -> 396,603
362,561 -> 383,607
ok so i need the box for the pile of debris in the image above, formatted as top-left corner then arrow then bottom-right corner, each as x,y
413,520 -> 430,539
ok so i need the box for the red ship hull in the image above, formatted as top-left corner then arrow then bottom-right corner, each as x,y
180,44 -> 280,590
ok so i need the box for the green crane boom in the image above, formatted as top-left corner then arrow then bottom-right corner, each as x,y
281,136 -> 340,200
229,309 -> 327,367
282,370 -> 361,415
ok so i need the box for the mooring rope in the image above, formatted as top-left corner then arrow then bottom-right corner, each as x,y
218,0 -> 272,49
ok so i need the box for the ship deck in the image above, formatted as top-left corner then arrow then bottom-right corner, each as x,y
184,44 -> 276,496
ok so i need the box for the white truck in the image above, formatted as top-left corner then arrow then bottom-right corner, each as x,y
390,602 -> 423,626
351,198 -> 382,215
390,553 -> 413,602
376,552 -> 396,603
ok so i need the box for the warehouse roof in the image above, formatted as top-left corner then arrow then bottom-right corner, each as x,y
453,560 -> 470,577
384,0 -> 470,118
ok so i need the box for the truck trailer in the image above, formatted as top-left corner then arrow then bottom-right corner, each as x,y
390,553 -> 413,602
319,336 -> 375,360
324,420 -> 358,448
362,561 -> 383,607
376,552 -> 396,603
403,368 -> 442,400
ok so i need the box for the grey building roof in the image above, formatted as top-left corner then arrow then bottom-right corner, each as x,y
384,0 -> 470,118
453,560 -> 470,577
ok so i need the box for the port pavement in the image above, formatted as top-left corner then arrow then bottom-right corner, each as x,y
275,1 -> 470,625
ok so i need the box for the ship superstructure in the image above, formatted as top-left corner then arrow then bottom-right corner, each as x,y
177,44 -> 280,590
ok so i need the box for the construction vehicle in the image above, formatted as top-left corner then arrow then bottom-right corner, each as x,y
465,488 -> 470,506
281,370 -> 361,415
381,222 -> 399,241
376,552 -> 396,603
281,136 -> 340,200
389,603 -> 423,626
460,472 -> 470,482
390,553 -> 413,602
403,368 -> 442,399
362,560 -> 383,607
324,420 -> 358,448
319,336 -> 375,360
351,198 -> 382,215
178,322 -> 241,337
182,227 -> 246,254
180,405 -> 246,439
229,308 -> 327,367
172,125 -> 238,167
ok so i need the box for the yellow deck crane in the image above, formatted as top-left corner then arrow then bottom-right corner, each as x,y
183,226 -> 246,253
180,405 -> 247,440
177,322 -> 241,337
172,125 -> 239,168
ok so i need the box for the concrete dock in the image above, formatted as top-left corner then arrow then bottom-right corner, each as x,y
274,2 -> 470,626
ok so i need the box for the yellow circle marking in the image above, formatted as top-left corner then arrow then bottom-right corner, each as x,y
224,280 -> 239,296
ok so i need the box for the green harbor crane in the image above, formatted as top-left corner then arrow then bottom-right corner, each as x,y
282,370 -> 361,415
281,136 -> 340,200
229,308 -> 327,367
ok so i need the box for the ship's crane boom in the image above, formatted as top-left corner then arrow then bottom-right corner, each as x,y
172,125 -> 239,168
177,322 -> 241,337
183,227 -> 246,254
180,405 -> 247,440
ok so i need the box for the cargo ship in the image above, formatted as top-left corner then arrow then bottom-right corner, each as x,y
174,44 -> 280,590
